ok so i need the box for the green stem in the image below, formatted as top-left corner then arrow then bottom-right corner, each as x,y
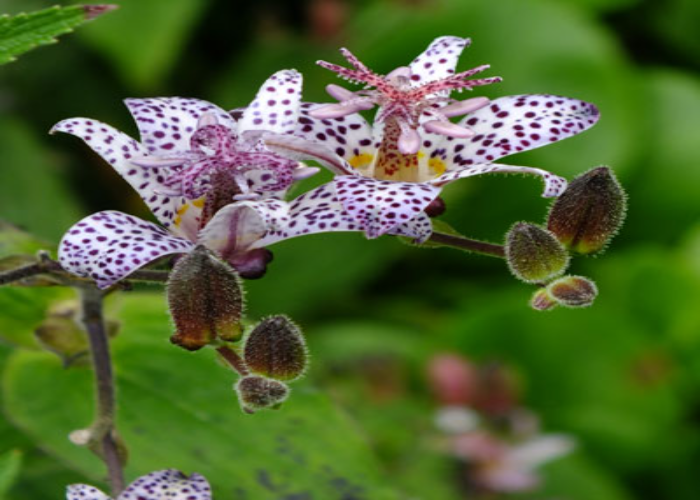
428,231 -> 505,258
216,345 -> 249,376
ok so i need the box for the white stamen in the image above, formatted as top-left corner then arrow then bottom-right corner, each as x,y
326,83 -> 356,101
131,156 -> 187,169
424,120 -> 475,138
292,166 -> 320,180
441,97 -> 490,117
398,127 -> 422,155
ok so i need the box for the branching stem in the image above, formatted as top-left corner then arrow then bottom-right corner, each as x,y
216,345 -> 249,376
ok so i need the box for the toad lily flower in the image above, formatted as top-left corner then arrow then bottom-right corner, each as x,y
53,72 -> 429,288
266,36 -> 599,239
67,469 -> 211,499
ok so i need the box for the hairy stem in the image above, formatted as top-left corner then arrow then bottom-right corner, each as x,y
79,286 -> 125,496
428,231 -> 505,258
216,345 -> 250,376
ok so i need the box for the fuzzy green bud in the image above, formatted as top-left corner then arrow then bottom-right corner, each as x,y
547,275 -> 598,308
235,375 -> 289,413
547,166 -> 626,255
529,288 -> 558,311
505,222 -> 569,284
167,246 -> 244,351
244,315 -> 308,381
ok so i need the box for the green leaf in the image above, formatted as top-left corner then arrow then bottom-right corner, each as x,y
0,116 -> 82,242
0,450 -> 22,499
77,0 -> 212,91
2,293 -> 401,499
0,5 -> 116,65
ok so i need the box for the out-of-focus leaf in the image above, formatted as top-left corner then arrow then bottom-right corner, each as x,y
2,293 -> 401,499
653,0 -> 700,66
0,450 -> 22,499
0,5 -> 115,65
0,116 -> 82,242
245,232 -> 404,318
524,453 -> 633,500
629,70 -> 700,242
78,0 -> 211,91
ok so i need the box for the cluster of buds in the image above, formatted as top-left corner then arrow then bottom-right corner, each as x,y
427,354 -> 574,494
504,166 -> 626,310
166,246 -> 308,413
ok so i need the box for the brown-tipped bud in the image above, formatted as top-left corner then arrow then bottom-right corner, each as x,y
530,288 -> 558,311
424,197 -> 447,218
235,376 -> 289,413
505,223 -> 569,284
167,246 -> 244,351
547,275 -> 598,308
243,315 -> 308,381
547,166 -> 627,255
228,249 -> 274,280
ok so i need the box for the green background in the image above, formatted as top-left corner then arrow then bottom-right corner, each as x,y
1,0 -> 700,498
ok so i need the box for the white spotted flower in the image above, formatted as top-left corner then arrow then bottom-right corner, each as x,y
266,36 -> 600,239
66,469 -> 211,499
54,73 -> 429,288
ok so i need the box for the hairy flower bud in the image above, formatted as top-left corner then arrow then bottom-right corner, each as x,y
243,315 -> 308,381
235,375 -> 289,413
505,223 -> 569,284
547,166 -> 626,255
167,246 -> 244,351
547,275 -> 598,308
529,289 -> 558,311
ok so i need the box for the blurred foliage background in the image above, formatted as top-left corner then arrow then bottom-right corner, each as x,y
1,0 -> 700,498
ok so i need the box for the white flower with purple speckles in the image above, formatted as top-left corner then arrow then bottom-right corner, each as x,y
51,69 -> 314,238
265,36 -> 600,239
66,469 -> 211,499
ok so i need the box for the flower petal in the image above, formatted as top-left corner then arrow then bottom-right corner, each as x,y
239,70 -> 303,135
51,118 -> 185,228
453,94 -> 600,163
119,469 -> 212,500
334,176 -> 440,238
124,97 -> 236,154
66,484 -> 110,500
59,211 -> 194,289
431,162 -> 567,198
198,199 -> 289,257
409,36 -> 470,86
296,103 -> 375,173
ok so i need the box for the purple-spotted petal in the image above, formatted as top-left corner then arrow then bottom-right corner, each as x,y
391,211 -> 434,243
409,36 -> 470,86
430,162 -> 568,198
239,70 -> 303,135
455,94 -> 600,163
66,484 -> 110,500
59,211 -> 194,289
51,118 -> 185,228
198,199 -> 290,257
124,97 -> 236,154
119,470 -> 211,500
334,176 -> 440,238
297,103 -> 375,172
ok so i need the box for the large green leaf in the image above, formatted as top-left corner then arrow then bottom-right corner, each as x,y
2,293 -> 400,499
0,450 -> 21,499
0,4 -> 114,65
